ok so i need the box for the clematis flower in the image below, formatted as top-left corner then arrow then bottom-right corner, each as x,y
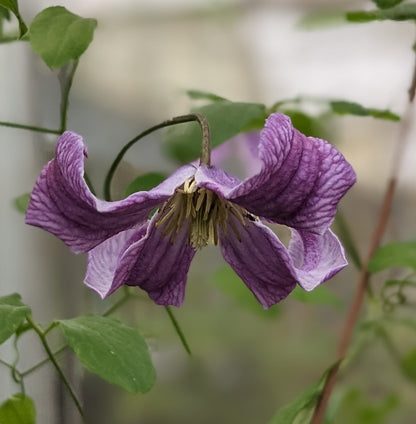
26,113 -> 356,308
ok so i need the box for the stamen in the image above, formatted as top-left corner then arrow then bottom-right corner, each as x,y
155,178 -> 254,249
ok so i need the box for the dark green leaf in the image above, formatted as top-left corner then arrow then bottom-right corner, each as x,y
58,316 -> 156,393
0,394 -> 35,424
163,101 -> 267,163
347,4 -> 416,22
124,172 -> 167,197
13,193 -> 30,214
290,285 -> 343,307
186,89 -> 227,102
211,266 -> 280,318
0,0 -> 26,37
282,110 -> 325,137
29,6 -> 97,69
330,101 -> 399,121
0,293 -> 31,344
368,241 -> 416,273
268,363 -> 337,424
401,347 -> 416,382
334,211 -> 362,270
372,0 -> 405,9
0,5 -> 10,21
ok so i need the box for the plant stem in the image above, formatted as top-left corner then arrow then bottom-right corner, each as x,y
26,315 -> 85,420
103,113 -> 210,201
311,40 -> 416,424
59,60 -> 78,133
0,121 -> 61,134
165,306 -> 192,356
21,345 -> 68,377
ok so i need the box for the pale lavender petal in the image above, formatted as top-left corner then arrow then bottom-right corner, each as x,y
219,217 -> 297,308
113,214 -> 196,306
25,131 -> 196,253
85,226 -> 146,298
288,228 -> 347,291
226,113 -> 356,233
194,165 -> 241,198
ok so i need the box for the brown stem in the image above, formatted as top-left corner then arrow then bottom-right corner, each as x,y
311,40 -> 416,424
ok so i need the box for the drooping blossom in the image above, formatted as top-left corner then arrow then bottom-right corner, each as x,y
26,113 -> 356,308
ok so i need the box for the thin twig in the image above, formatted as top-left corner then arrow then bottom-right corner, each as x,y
165,306 -> 192,356
311,42 -> 416,424
0,121 -> 61,134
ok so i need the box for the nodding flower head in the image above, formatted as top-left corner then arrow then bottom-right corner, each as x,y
25,113 -> 356,308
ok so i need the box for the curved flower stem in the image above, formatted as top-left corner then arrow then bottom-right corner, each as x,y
311,38 -> 416,424
20,345 -> 68,378
59,60 -> 78,133
26,315 -> 85,421
0,121 -> 61,134
103,113 -> 210,201
165,306 -> 192,356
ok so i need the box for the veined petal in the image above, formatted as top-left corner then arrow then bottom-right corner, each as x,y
113,214 -> 196,307
226,114 -> 356,233
288,228 -> 347,291
219,217 -> 297,309
85,226 -> 146,298
25,131 -> 196,253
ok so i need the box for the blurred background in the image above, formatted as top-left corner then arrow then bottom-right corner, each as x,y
1,0 -> 415,423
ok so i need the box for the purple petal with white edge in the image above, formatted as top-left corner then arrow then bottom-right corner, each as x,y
85,226 -> 146,298
25,131 -> 196,253
225,113 -> 356,233
219,216 -> 297,308
113,214 -> 196,306
288,228 -> 347,291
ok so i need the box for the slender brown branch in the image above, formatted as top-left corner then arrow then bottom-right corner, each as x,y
311,41 -> 416,424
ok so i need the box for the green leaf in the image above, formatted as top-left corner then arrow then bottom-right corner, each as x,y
13,193 -> 30,214
368,241 -> 416,273
211,266 -> 280,317
0,0 -> 26,37
0,293 -> 31,345
330,101 -> 399,121
347,4 -> 416,22
372,0 -> 405,9
28,6 -> 97,69
58,316 -> 156,393
282,110 -> 325,137
290,285 -> 343,307
124,172 -> 167,197
186,89 -> 227,102
0,394 -> 35,424
268,363 -> 337,424
401,347 -> 416,382
163,101 -> 267,163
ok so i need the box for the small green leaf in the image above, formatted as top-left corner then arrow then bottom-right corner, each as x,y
28,6 -> 97,69
0,293 -> 31,344
368,241 -> 416,273
268,363 -> 337,424
0,0 -> 26,37
372,0 -> 405,9
163,101 -> 267,163
211,266 -> 280,317
347,4 -> 416,22
330,101 -> 399,121
282,110 -> 325,137
290,285 -> 343,307
186,89 -> 227,102
401,347 -> 416,382
0,394 -> 35,424
13,193 -> 30,214
124,172 -> 167,197
58,316 -> 156,393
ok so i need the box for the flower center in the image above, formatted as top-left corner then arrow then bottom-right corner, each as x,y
155,178 -> 254,249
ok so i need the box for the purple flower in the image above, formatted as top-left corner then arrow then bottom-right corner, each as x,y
26,113 -> 356,308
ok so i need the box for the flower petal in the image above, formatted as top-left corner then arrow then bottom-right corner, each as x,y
85,227 -> 145,298
25,131 -> 196,253
226,113 -> 356,233
288,228 -> 347,291
113,214 -> 196,306
219,217 -> 297,308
